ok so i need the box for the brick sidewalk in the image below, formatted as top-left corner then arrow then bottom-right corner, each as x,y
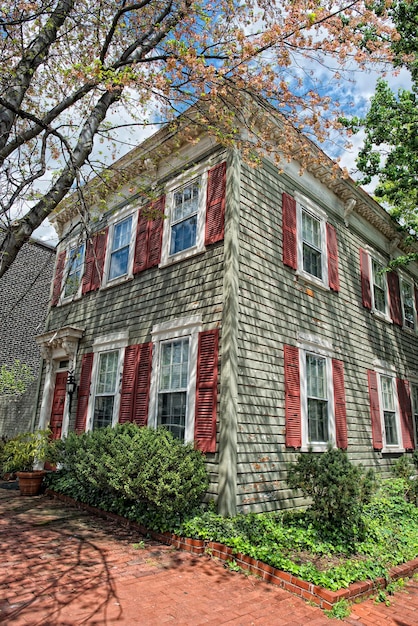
1,483 -> 418,625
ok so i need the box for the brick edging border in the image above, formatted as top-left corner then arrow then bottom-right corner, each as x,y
46,489 -> 418,611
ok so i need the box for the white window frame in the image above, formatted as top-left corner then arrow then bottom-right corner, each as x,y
411,382 -> 418,448
86,332 -> 129,432
60,239 -> 86,304
399,274 -> 417,332
148,316 -> 202,443
160,162 -> 209,267
374,365 -> 404,453
102,205 -> 138,288
295,192 -> 329,290
298,335 -> 335,452
368,252 -> 391,322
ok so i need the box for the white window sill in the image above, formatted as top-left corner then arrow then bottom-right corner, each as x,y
160,245 -> 206,268
381,446 -> 405,454
58,292 -> 82,306
295,271 -> 330,292
371,309 -> 392,324
101,274 -> 134,290
301,443 -> 334,453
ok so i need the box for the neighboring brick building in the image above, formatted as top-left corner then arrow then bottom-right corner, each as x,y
0,232 -> 56,437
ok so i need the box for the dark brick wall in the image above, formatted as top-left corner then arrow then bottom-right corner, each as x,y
0,235 -> 56,437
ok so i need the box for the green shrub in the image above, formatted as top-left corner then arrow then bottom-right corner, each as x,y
1,429 -> 54,472
391,455 -> 418,505
286,447 -> 375,543
46,424 -> 209,530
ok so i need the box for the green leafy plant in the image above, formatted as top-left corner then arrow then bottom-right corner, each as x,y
324,599 -> 351,619
392,456 -> 418,505
0,361 -> 34,396
46,424 -> 209,531
286,447 -> 375,544
1,430 -> 54,473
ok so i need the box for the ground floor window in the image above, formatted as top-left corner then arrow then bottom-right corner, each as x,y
93,350 -> 120,429
157,338 -> 190,440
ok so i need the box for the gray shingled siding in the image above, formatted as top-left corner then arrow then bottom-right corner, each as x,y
235,157 -> 418,513
0,236 -> 56,437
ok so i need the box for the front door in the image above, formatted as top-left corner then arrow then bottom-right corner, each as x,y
50,371 -> 68,440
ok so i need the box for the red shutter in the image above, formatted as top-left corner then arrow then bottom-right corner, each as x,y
119,345 -> 139,424
367,369 -> 383,450
82,229 -> 108,294
133,342 -> 152,426
282,193 -> 297,270
90,228 -> 108,291
360,249 -> 372,309
133,211 -> 148,274
388,271 -> 402,326
146,197 -> 165,268
332,359 -> 347,449
133,196 -> 165,274
75,353 -> 93,434
195,329 -> 219,453
397,378 -> 415,450
51,250 -> 66,306
284,345 -> 302,448
205,162 -> 226,245
119,343 -> 152,426
326,223 -> 340,292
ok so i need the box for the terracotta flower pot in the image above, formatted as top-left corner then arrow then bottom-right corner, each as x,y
16,470 -> 46,496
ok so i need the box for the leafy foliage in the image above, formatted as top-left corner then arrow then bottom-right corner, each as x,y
46,424 -> 209,531
0,360 -> 34,396
340,0 -> 418,248
286,447 -> 375,543
0,0 -> 398,276
181,479 -> 418,590
1,430 -> 53,472
391,454 -> 418,505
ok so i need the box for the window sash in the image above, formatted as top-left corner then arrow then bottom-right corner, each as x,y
64,243 -> 85,297
401,280 -> 415,329
380,375 -> 399,447
306,353 -> 329,444
109,216 -> 132,280
302,210 -> 323,279
372,259 -> 387,314
158,338 -> 190,439
170,180 -> 200,255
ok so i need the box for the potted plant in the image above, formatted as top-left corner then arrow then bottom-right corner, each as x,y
1,430 -> 54,495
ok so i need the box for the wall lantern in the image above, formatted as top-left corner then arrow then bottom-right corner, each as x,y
66,371 -> 77,412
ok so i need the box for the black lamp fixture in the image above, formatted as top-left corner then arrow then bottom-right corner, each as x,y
66,371 -> 77,412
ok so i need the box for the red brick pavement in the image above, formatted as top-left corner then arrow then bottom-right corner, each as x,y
1,483 -> 418,625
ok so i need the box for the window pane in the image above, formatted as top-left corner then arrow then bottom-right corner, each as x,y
308,398 -> 329,443
96,351 -> 119,394
302,210 -> 322,279
306,354 -> 326,399
64,244 -> 85,297
158,391 -> 187,440
381,376 -> 395,411
93,396 -> 114,429
401,281 -> 415,329
372,260 -> 387,313
170,215 -> 197,255
384,411 -> 398,446
109,217 -> 132,279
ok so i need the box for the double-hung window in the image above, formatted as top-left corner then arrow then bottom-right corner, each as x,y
158,338 -> 190,440
93,350 -> 120,429
170,180 -> 200,256
412,384 -> 418,446
301,210 -> 324,281
400,277 -> 416,330
86,332 -> 128,431
371,258 -> 388,316
103,208 -> 137,286
63,243 -> 85,299
149,317 -> 202,443
306,352 -> 330,444
379,375 -> 399,447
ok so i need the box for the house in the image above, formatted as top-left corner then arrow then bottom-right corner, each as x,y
34,105 -> 418,516
0,232 -> 56,437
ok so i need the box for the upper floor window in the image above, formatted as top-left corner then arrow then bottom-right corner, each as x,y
160,161 -> 226,266
170,180 -> 200,256
371,258 -> 388,316
282,192 -> 339,292
400,277 -> 416,330
108,216 -> 133,281
63,243 -> 85,299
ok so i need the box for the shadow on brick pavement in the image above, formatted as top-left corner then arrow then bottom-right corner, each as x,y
1,481 -> 418,625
